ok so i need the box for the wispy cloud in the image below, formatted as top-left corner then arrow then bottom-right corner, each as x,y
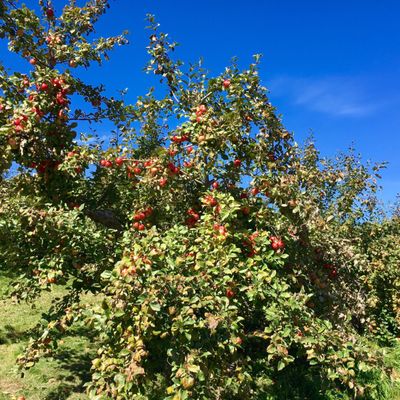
268,76 -> 377,117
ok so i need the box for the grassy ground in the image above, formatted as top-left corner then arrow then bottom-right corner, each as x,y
0,273 -> 399,400
0,275 -> 92,400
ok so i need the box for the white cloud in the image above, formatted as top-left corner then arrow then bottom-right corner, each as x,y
268,75 -> 377,117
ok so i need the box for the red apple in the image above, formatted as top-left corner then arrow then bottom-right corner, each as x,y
234,336 -> 243,345
52,78 -> 62,87
115,157 -> 125,166
167,162 -> 179,174
46,8 -> 54,18
277,239 -> 284,249
144,207 -> 153,217
226,288 -> 235,298
56,92 -> 68,105
233,159 -> 242,168
223,79 -> 231,88
204,195 -> 217,207
37,164 -> 47,174
271,241 -> 280,250
186,217 -> 197,227
329,269 -> 338,279
218,225 -> 227,236
187,209 -> 199,221
270,236 -> 285,250
241,206 -> 250,215
198,104 -> 207,114
133,214 -> 141,221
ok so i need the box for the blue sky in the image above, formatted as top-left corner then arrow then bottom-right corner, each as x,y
2,0 -> 400,204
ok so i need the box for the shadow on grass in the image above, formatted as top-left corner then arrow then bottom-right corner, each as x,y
44,346 -> 93,400
0,325 -> 35,345
0,268 -> 20,280
0,309 -> 98,345
0,321 -> 95,398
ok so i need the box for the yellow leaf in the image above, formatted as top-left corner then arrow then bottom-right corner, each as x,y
166,386 -> 175,394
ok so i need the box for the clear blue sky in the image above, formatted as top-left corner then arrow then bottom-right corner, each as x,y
2,1 -> 400,204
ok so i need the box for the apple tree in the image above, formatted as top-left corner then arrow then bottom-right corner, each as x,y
0,2 -> 397,399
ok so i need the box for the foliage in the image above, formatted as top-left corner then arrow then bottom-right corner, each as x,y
86,199 -> 379,399
0,275 -> 399,399
360,213 -> 400,343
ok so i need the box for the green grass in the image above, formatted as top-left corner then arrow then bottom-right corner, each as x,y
0,273 -> 399,400
0,275 -> 92,400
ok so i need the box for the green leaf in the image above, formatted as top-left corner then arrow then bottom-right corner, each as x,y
100,270 -> 112,279
277,360 -> 286,371
150,302 -> 161,312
